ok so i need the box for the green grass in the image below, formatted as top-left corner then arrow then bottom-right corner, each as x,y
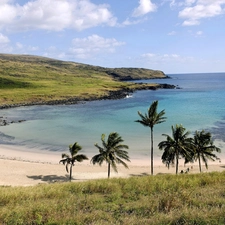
0,54 -> 165,106
1,172 -> 225,224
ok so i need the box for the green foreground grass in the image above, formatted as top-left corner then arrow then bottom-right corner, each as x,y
0,54 -> 164,106
1,172 -> 225,224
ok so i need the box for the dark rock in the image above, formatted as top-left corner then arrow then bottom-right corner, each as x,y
0,117 -> 26,126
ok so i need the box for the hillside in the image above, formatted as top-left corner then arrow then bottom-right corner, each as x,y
0,54 -> 171,108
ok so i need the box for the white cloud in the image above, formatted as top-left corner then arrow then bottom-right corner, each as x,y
132,0 -> 157,17
12,41 -> 40,54
0,0 -> 117,31
28,46 -> 39,51
169,0 -> 188,8
168,31 -> 177,35
0,33 -> 12,52
0,2 -> 17,27
16,42 -> 23,49
0,33 -> 9,43
43,46 -> 66,59
70,35 -> 125,59
185,0 -> 196,6
121,17 -> 147,26
179,0 -> 225,26
169,0 -> 176,7
183,20 -> 200,26
196,30 -> 203,36
141,52 -> 194,64
70,0 -> 117,30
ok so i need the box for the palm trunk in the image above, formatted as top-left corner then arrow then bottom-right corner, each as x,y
69,164 -> 73,181
150,127 -> 154,175
108,163 -> 111,178
198,154 -> 202,173
176,151 -> 179,175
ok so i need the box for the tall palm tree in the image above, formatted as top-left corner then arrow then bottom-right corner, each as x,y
158,124 -> 192,174
91,132 -> 130,178
190,130 -> 221,172
59,142 -> 88,181
136,100 -> 166,175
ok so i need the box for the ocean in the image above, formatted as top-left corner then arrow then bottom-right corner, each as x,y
1,73 -> 225,161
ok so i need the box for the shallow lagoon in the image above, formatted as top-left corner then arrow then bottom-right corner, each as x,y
1,73 -> 225,161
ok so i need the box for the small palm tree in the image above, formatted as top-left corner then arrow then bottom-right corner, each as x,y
158,124 -> 193,174
59,142 -> 88,181
91,132 -> 130,178
136,100 -> 166,175
191,130 -> 221,172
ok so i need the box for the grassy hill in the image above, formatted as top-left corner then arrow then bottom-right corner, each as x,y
1,172 -> 225,224
0,54 -> 169,107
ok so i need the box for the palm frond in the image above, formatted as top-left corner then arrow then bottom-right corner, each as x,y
115,144 -> 129,150
110,160 -> 118,173
59,158 -> 68,165
74,154 -> 88,162
115,150 -> 130,161
94,143 -> 104,153
136,101 -> 166,130
148,100 -> 158,117
61,153 -> 69,159
135,111 -> 150,127
91,132 -> 130,177
70,142 -> 82,156
201,153 -> 208,169
60,142 -> 88,178
66,163 -> 69,173
91,154 -> 105,165
192,130 -> 221,171
116,157 -> 129,168
155,110 -> 166,124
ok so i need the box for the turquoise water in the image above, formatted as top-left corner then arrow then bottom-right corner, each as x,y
1,73 -> 225,159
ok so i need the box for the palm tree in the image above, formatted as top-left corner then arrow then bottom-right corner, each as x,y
190,130 -> 221,172
136,100 -> 166,175
91,132 -> 130,178
59,142 -> 88,181
158,124 -> 192,174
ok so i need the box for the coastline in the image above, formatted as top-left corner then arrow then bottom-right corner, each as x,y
0,144 -> 224,187
0,83 -> 176,110
1,74 -> 224,186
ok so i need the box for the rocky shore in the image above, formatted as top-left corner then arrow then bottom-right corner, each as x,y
0,83 -> 176,110
0,116 -> 26,126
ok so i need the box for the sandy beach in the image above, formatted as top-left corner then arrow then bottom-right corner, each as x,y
0,144 -> 224,187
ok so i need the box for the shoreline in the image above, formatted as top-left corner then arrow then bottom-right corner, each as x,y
0,144 -> 224,187
0,83 -> 176,110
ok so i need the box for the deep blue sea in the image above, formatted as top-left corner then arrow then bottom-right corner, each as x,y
1,73 -> 225,160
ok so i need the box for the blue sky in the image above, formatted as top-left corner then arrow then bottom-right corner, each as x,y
0,0 -> 225,74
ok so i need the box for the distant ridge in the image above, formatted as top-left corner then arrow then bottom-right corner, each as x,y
0,53 -> 173,108
0,53 -> 166,80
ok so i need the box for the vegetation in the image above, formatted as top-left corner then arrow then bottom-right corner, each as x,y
159,126 -> 221,174
0,54 -> 167,107
159,124 -> 192,174
91,132 -> 130,178
136,100 -> 166,175
1,172 -> 225,224
188,130 -> 221,172
59,142 -> 88,181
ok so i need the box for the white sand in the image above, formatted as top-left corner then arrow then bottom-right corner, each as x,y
0,144 -> 224,186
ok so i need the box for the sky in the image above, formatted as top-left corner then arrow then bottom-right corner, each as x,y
0,0 -> 225,74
